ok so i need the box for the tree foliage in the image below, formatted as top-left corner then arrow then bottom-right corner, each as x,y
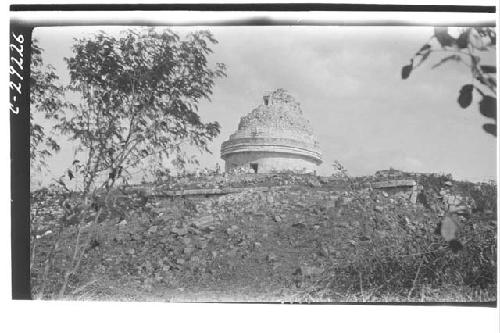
57,28 -> 226,193
30,28 -> 227,298
402,27 -> 497,137
30,39 -> 65,168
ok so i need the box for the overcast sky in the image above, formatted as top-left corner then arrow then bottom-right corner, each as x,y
33,25 -> 497,183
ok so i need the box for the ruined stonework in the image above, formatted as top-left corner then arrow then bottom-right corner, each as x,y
221,89 -> 322,173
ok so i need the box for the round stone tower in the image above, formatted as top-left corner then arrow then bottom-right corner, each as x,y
221,89 -> 322,174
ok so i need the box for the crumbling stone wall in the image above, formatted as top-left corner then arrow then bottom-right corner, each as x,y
221,89 -> 322,173
233,88 -> 318,145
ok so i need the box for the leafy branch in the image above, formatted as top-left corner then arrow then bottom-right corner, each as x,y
402,27 -> 496,137
30,39 -> 66,169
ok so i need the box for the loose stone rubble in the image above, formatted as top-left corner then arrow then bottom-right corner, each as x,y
29,169 -> 496,301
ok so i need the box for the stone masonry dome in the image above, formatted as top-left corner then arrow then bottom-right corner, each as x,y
221,89 -> 322,173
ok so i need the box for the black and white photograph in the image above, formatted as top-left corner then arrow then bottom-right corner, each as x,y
8,2 -> 498,316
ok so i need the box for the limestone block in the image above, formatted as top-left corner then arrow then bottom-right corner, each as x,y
371,179 -> 417,189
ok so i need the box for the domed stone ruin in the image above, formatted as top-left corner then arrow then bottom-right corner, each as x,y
221,89 -> 322,174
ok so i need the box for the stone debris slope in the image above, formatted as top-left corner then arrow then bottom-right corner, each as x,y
30,172 -> 497,301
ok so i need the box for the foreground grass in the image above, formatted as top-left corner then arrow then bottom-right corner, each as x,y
60,276 -> 496,303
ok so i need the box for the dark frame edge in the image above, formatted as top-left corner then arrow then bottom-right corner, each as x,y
9,3 -> 497,13
10,21 -> 33,300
